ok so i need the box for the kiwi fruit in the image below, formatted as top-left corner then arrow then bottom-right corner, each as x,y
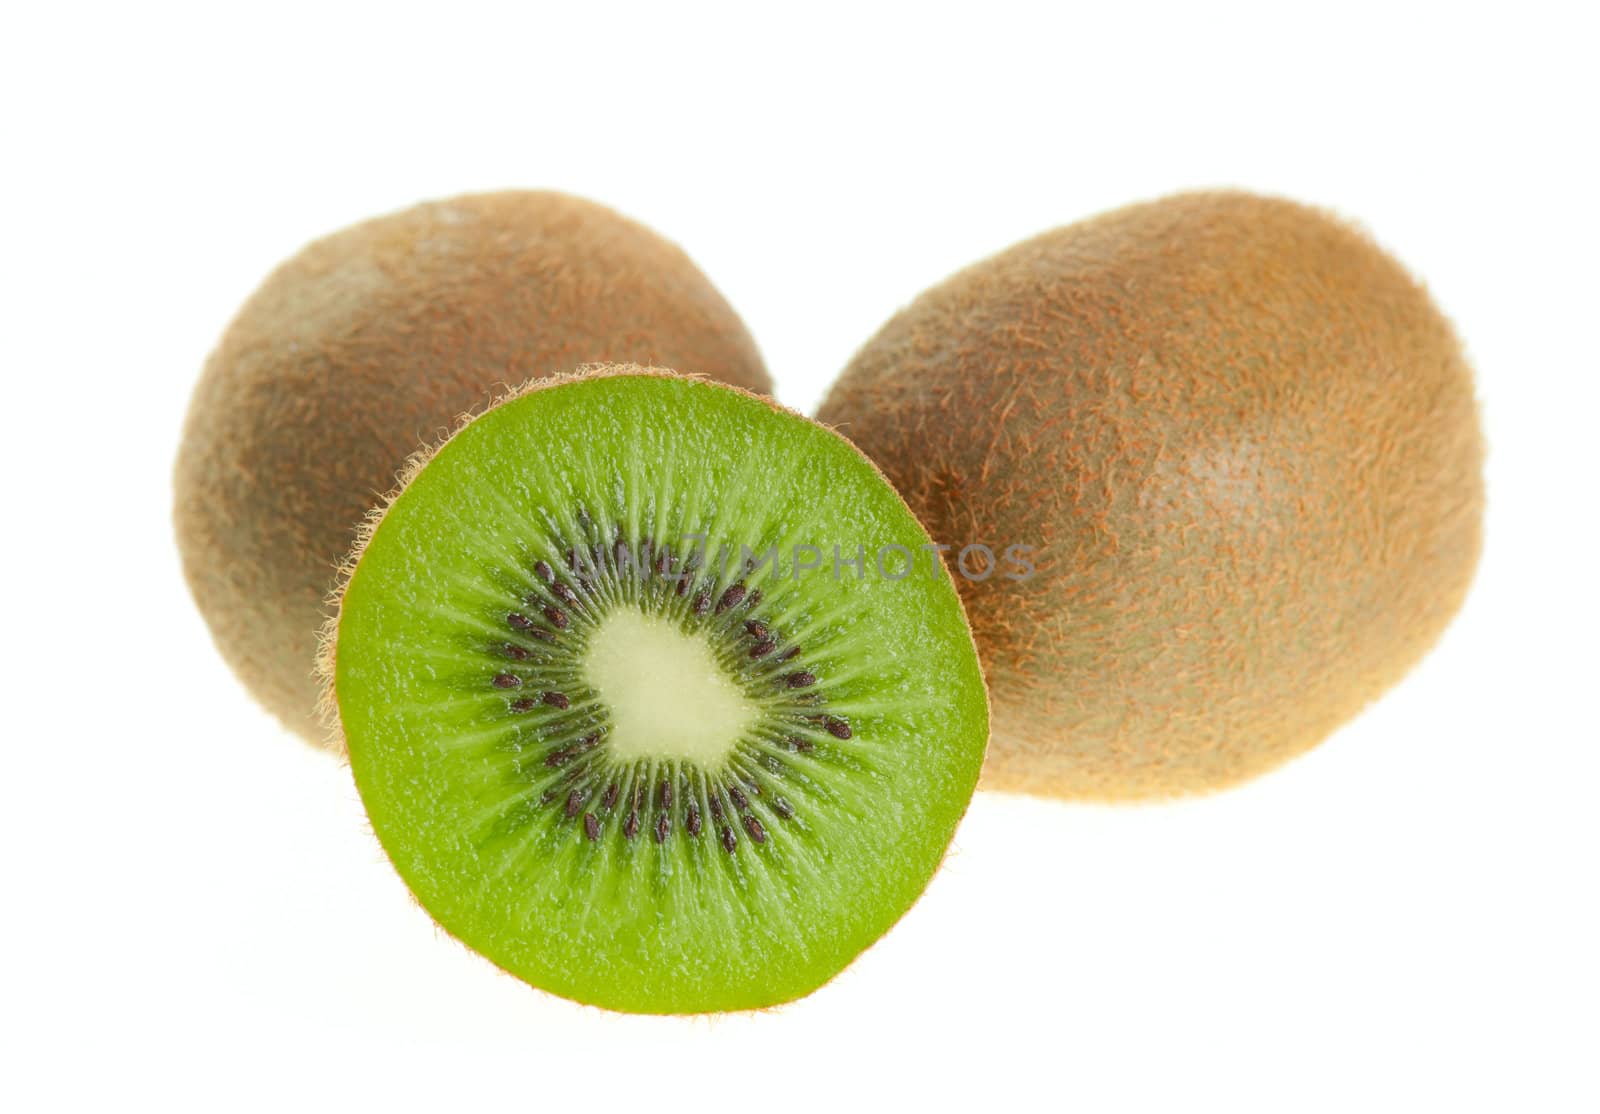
319,367 -> 988,1013
175,191 -> 769,744
818,190 -> 1484,800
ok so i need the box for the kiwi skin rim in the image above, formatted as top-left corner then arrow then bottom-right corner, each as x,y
316,363 -> 991,1014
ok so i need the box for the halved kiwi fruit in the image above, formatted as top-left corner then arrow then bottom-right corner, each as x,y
322,368 -> 988,1014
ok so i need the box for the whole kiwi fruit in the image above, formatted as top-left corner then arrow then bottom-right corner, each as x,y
818,190 -> 1484,800
175,191 -> 770,744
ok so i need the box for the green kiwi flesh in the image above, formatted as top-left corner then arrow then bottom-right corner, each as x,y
819,191 -> 1484,800
324,369 -> 989,1014
175,191 -> 769,745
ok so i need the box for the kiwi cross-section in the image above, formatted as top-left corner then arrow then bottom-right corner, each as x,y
323,368 -> 989,1014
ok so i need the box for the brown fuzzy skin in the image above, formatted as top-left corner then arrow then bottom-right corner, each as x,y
175,192 -> 770,745
818,191 -> 1484,800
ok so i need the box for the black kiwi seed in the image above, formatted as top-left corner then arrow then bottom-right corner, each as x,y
720,826 -> 737,853
543,690 -> 570,709
583,813 -> 600,841
785,671 -> 816,688
745,619 -> 768,640
742,815 -> 767,844
715,583 -> 746,614
533,559 -> 555,583
624,810 -> 641,840
492,672 -> 522,689
685,801 -> 702,837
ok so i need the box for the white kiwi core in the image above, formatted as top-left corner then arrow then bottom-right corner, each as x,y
580,608 -> 759,766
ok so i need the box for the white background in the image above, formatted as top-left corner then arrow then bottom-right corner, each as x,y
4,3 -> 1596,1110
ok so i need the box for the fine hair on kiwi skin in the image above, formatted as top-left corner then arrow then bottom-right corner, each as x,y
318,365 -> 989,1014
174,190 -> 770,746
818,189 -> 1485,801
